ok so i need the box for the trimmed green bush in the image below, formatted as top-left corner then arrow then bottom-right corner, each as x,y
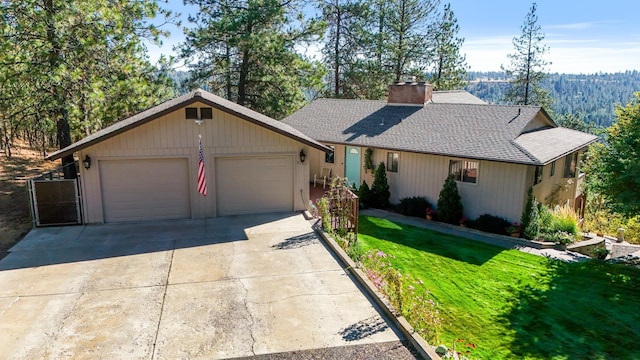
358,181 -> 373,208
397,196 -> 433,218
468,214 -> 511,235
371,162 -> 390,208
521,187 -> 540,240
436,175 -> 463,225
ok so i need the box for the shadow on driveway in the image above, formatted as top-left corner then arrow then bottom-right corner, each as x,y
0,212 -> 297,271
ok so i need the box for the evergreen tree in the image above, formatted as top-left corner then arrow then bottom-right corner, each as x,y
428,3 -> 467,90
180,0 -> 326,119
501,2 -> 552,108
371,162 -> 390,208
358,180 -> 373,208
521,187 -> 540,239
436,175 -> 463,224
318,0 -> 369,98
583,92 -> 640,217
0,0 -> 174,171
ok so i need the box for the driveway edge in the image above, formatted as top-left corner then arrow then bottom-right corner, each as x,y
313,225 -> 441,360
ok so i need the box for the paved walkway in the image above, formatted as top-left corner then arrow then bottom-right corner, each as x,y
361,209 -> 590,262
0,213 -> 417,359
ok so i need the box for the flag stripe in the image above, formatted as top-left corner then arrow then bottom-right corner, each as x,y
197,137 -> 207,196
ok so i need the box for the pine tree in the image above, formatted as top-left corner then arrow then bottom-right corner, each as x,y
371,162 -> 391,208
501,2 -> 552,108
0,0 -> 174,171
437,175 -> 463,225
428,3 -> 468,90
521,187 -> 540,239
180,0 -> 326,119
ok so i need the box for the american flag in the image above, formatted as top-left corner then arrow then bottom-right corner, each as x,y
197,137 -> 207,196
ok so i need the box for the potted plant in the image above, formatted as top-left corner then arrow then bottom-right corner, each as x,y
506,222 -> 521,237
459,216 -> 468,227
426,208 -> 436,221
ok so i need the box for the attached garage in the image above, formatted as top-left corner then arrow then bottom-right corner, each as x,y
99,159 -> 190,222
45,89 -> 329,223
216,156 -> 293,216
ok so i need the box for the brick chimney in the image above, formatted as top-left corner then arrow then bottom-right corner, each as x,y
387,76 -> 433,106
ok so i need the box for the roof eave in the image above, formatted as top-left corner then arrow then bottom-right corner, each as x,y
46,97 -> 200,161
46,92 -> 331,161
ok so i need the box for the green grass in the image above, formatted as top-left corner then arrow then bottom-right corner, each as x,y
358,216 -> 640,359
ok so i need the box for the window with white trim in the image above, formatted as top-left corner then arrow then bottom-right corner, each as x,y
449,160 -> 478,183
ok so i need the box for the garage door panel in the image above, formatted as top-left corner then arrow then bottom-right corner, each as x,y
100,159 -> 190,222
216,156 -> 293,216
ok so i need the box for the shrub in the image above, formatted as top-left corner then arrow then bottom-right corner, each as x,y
521,187 -> 540,240
592,246 -> 610,260
359,249 -> 442,344
468,214 -> 511,235
358,181 -> 373,208
436,175 -> 464,225
538,204 -> 554,233
550,208 -> 579,236
397,196 -> 432,218
371,162 -> 391,208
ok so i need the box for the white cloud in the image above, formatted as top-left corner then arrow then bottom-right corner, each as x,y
461,34 -> 640,73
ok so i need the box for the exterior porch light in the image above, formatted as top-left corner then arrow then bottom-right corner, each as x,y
299,149 -> 306,164
83,155 -> 91,170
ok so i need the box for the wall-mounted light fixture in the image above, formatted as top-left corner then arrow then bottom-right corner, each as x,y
83,155 -> 91,170
299,149 -> 306,164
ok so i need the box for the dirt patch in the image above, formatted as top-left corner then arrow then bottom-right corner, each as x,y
0,143 -> 59,258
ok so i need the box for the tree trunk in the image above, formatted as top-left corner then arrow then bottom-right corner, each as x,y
45,0 -> 76,178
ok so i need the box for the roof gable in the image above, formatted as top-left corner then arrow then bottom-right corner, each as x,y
46,89 -> 330,160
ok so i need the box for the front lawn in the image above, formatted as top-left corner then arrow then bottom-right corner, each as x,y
358,215 -> 640,359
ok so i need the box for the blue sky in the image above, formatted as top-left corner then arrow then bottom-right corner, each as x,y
148,0 -> 640,74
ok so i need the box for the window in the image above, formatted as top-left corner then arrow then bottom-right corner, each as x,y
449,160 -> 478,183
549,161 -> 555,177
534,166 -> 543,185
185,107 -> 198,120
200,107 -> 213,120
563,153 -> 578,178
325,146 -> 335,163
387,152 -> 398,172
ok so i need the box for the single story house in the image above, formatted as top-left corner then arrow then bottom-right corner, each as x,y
282,80 -> 599,223
46,89 -> 330,223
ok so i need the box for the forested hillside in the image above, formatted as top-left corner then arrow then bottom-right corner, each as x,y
465,71 -> 640,127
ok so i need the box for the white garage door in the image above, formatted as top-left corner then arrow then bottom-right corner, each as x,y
100,159 -> 190,222
216,156 -> 293,216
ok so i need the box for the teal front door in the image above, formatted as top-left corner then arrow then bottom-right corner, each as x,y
345,146 -> 361,187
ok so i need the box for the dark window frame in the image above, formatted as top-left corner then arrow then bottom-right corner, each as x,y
386,152 -> 399,172
550,161 -> 556,177
185,107 -> 198,120
534,166 -> 543,185
200,107 -> 213,120
325,145 -> 335,164
563,153 -> 578,178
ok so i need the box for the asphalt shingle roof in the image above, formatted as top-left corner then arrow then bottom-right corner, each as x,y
513,127 -> 599,163
47,89 -> 330,160
282,97 -> 599,165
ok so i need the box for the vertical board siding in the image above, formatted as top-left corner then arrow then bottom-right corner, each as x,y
81,102 -> 307,223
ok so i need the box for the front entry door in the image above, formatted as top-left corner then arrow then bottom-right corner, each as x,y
345,146 -> 361,187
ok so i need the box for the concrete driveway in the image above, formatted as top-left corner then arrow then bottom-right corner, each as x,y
0,213 -> 413,359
